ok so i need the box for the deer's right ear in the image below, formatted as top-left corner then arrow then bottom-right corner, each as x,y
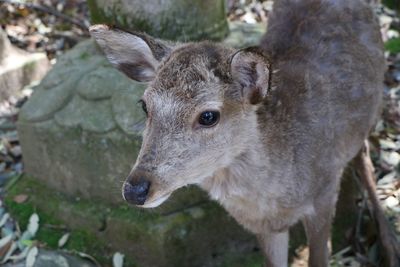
230,47 -> 271,105
89,25 -> 173,82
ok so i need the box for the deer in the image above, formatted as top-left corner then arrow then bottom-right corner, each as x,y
89,0 -> 385,266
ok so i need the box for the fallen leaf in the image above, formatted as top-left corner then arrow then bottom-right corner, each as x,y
8,246 -> 29,261
385,195 -> 399,208
0,213 -> 10,228
26,246 -> 38,267
27,213 -> 39,236
0,235 -> 13,259
379,138 -> 397,150
113,252 -> 124,267
17,230 -> 33,251
0,234 -> 13,248
9,145 -> 21,157
0,207 -> 5,217
0,241 -> 16,264
77,252 -> 101,266
17,7 -> 30,17
20,238 -> 33,247
13,194 -> 28,204
58,233 -> 70,248
381,150 -> 400,167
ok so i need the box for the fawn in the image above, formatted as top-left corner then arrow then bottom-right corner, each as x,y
90,0 -> 384,265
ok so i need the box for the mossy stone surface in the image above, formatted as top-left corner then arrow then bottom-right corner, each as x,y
18,119 -> 140,204
3,249 -> 97,267
4,173 -> 360,267
111,84 -> 146,135
87,0 -> 229,41
54,95 -> 116,133
76,66 -> 132,100
5,175 -> 256,267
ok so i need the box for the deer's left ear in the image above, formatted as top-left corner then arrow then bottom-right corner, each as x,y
230,47 -> 271,105
89,24 -> 173,82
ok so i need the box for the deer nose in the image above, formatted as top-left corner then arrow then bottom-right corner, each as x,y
123,179 -> 151,205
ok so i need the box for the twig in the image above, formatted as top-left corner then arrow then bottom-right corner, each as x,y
351,166 -> 371,256
42,223 -> 69,231
0,0 -> 88,31
354,140 -> 400,267
3,173 -> 23,192
46,31 -> 83,47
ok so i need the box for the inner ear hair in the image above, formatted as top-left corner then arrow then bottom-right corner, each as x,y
228,46 -> 272,67
229,46 -> 272,105
110,26 -> 173,61
89,24 -> 173,82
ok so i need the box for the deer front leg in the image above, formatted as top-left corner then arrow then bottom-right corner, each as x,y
257,230 -> 289,267
302,193 -> 338,267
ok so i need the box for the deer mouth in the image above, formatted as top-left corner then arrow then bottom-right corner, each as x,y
141,192 -> 172,208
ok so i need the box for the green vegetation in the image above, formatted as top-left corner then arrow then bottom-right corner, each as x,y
218,251 -> 263,267
383,0 -> 400,11
4,174 -> 358,267
3,175 -> 258,267
4,175 -> 143,266
385,38 -> 400,54
5,196 -> 112,263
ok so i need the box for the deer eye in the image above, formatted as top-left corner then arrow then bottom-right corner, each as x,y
138,100 -> 148,115
198,111 -> 220,127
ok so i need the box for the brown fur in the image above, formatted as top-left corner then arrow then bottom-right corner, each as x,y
90,0 -> 385,266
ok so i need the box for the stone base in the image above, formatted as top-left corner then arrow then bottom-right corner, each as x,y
3,249 -> 96,267
5,171 -> 360,266
5,176 -> 256,267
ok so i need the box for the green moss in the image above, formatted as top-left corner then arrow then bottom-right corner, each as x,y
383,0 -> 400,11
5,198 -> 63,248
86,0 -> 228,41
4,171 -> 359,266
4,179 -> 114,262
385,38 -> 400,54
66,231 -> 108,261
4,198 -> 36,230
87,0 -> 110,24
87,0 -> 155,38
4,175 -> 142,265
5,179 -> 62,229
218,251 -> 263,267
79,52 -> 90,60
39,228 -> 63,248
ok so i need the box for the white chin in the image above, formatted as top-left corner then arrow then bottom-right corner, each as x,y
141,193 -> 171,208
